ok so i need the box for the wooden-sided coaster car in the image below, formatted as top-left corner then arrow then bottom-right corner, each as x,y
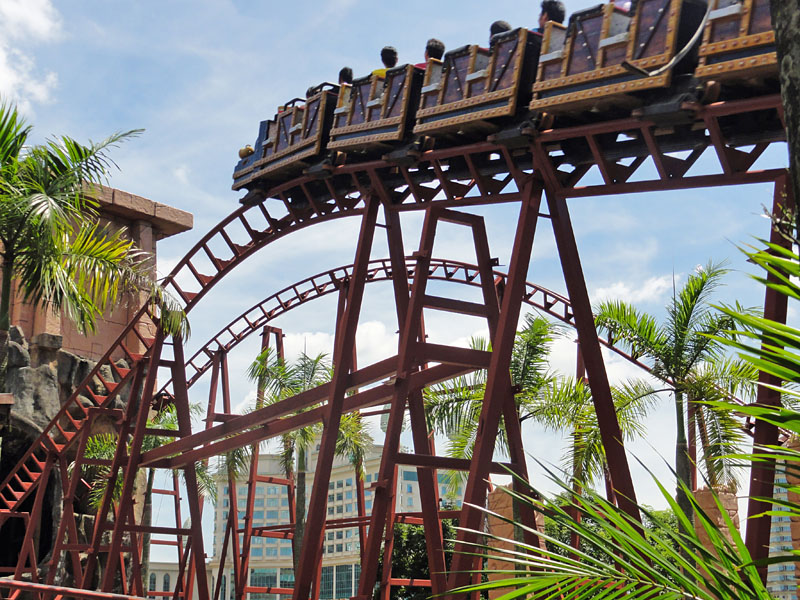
695,0 -> 775,81
232,84 -> 338,191
328,65 -> 423,152
413,27 -> 541,136
531,0 -> 707,114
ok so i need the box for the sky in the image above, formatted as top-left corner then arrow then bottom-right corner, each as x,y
0,0 -> 791,564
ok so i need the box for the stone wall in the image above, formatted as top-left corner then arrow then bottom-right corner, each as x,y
486,485 -> 545,600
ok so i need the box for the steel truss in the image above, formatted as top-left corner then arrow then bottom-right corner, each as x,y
0,92 -> 790,599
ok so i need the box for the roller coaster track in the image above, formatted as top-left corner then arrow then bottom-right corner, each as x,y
165,257 -> 651,396
0,91 -> 788,597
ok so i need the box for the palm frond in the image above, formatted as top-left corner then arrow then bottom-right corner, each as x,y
451,466 -> 775,600
594,300 -> 666,362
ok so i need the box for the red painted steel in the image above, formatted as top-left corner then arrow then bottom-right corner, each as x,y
0,90 -> 789,599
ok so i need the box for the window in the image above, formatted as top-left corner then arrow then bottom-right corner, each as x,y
366,500 -> 372,509
320,566 -> 334,599
253,510 -> 264,520
345,529 -> 352,539
345,503 -> 352,513
238,486 -> 247,496
345,542 -> 352,552
346,478 -> 353,487
335,564 -> 353,599
328,507 -> 334,515
220,575 -> 226,600
268,486 -> 279,495
222,511 -> 228,520
149,573 -> 156,594
280,568 -> 294,589
223,486 -> 229,494
336,493 -> 343,502
251,547 -> 263,558
327,544 -> 335,553
256,486 -> 265,494
266,511 -> 279,520
336,480 -> 343,489
280,510 -> 289,520
280,546 -> 292,556
366,474 -> 372,483
336,505 -> 343,514
328,494 -> 334,502
345,491 -> 353,500
251,568 -> 277,598
222,499 -> 229,508
336,531 -> 343,540
406,484 -> 412,494
267,498 -> 279,507
336,543 -> 343,553
163,574 -> 170,592
281,498 -> 289,506
407,496 -> 414,507
329,482 -> 335,490
402,470 -> 418,482
266,547 -> 278,557
254,498 -> 264,507
237,499 -> 246,508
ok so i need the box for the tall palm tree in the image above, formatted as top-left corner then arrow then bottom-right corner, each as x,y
247,349 -> 331,573
594,262 -> 755,523
335,410 -> 373,558
0,101 -> 150,340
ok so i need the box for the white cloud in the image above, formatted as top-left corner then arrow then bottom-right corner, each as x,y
0,0 -> 61,40
0,0 -> 61,111
592,274 -> 674,305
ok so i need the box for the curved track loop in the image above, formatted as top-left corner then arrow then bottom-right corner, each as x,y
167,257 -> 650,396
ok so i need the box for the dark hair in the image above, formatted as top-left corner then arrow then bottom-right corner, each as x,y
490,20 -> 512,37
380,46 -> 398,68
541,0 -> 566,23
425,38 -> 446,60
338,66 -> 353,85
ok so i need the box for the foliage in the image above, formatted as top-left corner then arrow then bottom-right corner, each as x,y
524,376 -> 659,487
595,262 -> 755,523
424,314 -> 558,494
0,101 -> 189,341
452,468 -> 777,600
375,507 -> 458,600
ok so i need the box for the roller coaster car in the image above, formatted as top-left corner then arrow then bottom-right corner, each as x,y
530,0 -> 708,115
232,84 -> 338,192
695,0 -> 775,82
413,27 -> 541,137
327,65 -> 423,153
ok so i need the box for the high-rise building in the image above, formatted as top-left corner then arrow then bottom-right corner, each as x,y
206,441 -> 463,600
767,460 -> 799,600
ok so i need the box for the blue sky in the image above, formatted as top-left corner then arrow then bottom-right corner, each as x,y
1,0 -> 790,562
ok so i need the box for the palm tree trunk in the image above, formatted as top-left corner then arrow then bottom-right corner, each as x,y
674,390 -> 693,527
695,407 -> 718,488
294,446 -> 307,575
140,468 -> 156,595
0,253 -> 14,386
354,457 -> 366,561
0,253 -> 14,332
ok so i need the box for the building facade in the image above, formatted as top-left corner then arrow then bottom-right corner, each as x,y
767,460 -> 799,599
206,441 -> 463,600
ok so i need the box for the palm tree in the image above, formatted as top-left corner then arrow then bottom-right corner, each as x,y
525,377 -> 658,495
594,262 -> 755,523
335,410 -> 373,558
247,349 -> 331,573
0,101 -> 151,343
424,314 -> 557,494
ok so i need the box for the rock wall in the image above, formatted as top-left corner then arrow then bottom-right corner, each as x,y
486,485 -> 545,600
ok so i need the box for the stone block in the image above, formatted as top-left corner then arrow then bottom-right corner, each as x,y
6,364 -> 61,427
112,189 -> 155,217
8,325 -> 27,349
7,341 -> 30,368
32,332 -> 63,350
